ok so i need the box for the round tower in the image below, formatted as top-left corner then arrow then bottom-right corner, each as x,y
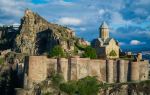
119,60 -> 125,82
131,62 -> 139,81
99,21 -> 109,40
106,60 -> 114,83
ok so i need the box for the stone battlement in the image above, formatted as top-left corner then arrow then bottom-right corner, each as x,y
24,56 -> 149,87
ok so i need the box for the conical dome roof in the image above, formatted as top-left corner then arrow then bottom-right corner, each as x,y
100,21 -> 109,29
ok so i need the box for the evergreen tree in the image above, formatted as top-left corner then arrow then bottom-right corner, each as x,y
82,46 -> 97,59
48,45 -> 64,58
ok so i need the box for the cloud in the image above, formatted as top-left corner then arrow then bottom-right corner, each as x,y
0,0 -> 33,24
98,9 -> 105,16
57,17 -> 82,26
130,40 -> 146,45
79,27 -> 86,31
0,0 -> 150,49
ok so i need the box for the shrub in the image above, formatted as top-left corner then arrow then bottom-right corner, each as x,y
51,73 -> 64,87
59,76 -> 99,95
82,46 -> 97,59
59,81 -> 77,95
77,76 -> 99,95
48,45 -> 64,58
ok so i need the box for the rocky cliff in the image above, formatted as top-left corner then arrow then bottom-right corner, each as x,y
15,9 -> 86,55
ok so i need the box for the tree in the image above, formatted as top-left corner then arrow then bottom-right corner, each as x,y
59,81 -> 77,95
109,50 -> 117,56
77,76 -> 99,95
82,46 -> 97,59
48,45 -> 64,58
51,73 -> 64,87
59,76 -> 99,95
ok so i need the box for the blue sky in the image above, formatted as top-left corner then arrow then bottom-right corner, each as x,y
0,0 -> 150,51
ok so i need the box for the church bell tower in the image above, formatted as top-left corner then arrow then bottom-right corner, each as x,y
99,21 -> 109,40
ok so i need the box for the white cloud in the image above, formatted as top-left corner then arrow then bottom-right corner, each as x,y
0,0 -> 29,16
13,23 -> 20,26
98,9 -> 105,16
130,40 -> 146,45
80,27 -> 86,31
111,12 -> 132,25
137,31 -> 150,37
57,17 -> 82,26
47,0 -> 74,6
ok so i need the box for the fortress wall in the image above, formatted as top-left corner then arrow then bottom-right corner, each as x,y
28,56 -> 47,83
89,60 -> 101,81
70,57 -> 78,80
59,58 -> 68,81
25,56 -> 149,85
47,59 -> 57,77
131,62 -> 139,81
106,60 -> 114,83
139,60 -> 149,81
123,60 -> 130,81
119,60 -> 125,83
77,58 -> 90,79
99,60 -> 107,82
113,60 -> 118,82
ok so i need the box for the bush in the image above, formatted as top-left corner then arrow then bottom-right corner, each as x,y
59,76 -> 99,95
48,45 -> 64,58
51,73 -> 64,87
59,81 -> 77,95
109,50 -> 117,56
77,76 -> 99,95
82,46 -> 97,59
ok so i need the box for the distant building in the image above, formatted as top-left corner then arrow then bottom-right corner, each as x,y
92,22 -> 120,59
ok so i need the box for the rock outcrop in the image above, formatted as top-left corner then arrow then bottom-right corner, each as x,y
15,9 -> 80,55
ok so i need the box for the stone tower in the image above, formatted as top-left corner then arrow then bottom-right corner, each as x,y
99,21 -> 109,40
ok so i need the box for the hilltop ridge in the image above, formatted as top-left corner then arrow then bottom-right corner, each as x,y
14,9 -> 88,55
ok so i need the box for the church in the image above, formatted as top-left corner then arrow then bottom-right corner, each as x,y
91,22 -> 120,59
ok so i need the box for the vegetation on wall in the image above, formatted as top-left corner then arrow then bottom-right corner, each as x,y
82,46 -> 97,59
51,73 -> 64,87
59,76 -> 99,95
59,81 -> 77,95
39,73 -> 150,95
48,45 -> 64,58
109,50 -> 117,56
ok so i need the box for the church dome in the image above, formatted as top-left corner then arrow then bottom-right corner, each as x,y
100,21 -> 109,29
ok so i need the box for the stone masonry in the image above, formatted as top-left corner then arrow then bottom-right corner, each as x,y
23,56 -> 149,88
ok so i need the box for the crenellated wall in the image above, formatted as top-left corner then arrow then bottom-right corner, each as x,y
24,56 -> 149,87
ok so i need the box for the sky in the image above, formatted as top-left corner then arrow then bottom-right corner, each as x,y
0,0 -> 150,51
